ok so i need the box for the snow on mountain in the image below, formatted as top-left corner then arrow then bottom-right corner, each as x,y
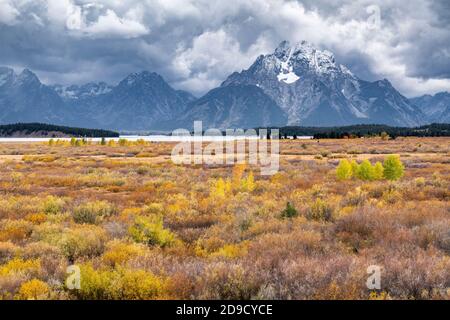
222,40 -> 425,127
277,45 -> 300,84
0,43 -> 434,130
52,82 -> 113,100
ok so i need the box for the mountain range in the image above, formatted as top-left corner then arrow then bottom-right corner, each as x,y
410,91 -> 450,124
0,41 -> 448,130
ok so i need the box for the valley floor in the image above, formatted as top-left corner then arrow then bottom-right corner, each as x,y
0,137 -> 449,300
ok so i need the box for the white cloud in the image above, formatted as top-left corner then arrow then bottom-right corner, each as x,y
172,29 -> 270,93
83,9 -> 148,38
0,0 -> 20,25
47,0 -> 149,38
1,0 -> 449,96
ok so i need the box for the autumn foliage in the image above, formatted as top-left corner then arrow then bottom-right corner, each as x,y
0,137 -> 448,300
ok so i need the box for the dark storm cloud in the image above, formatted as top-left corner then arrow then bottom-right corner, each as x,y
0,0 -> 448,97
402,0 -> 450,80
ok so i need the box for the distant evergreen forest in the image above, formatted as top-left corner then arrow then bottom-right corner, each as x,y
276,123 -> 450,139
0,123 -> 119,137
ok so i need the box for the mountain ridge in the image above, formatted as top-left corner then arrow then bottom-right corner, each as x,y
222,40 -> 425,127
411,91 -> 450,123
0,41 -> 448,130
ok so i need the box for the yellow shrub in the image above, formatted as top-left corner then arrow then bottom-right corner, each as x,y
42,196 -> 66,215
59,225 -> 108,260
338,206 -> 355,217
414,177 -> 426,187
166,194 -> 190,214
76,264 -> 166,300
232,164 -> 246,190
10,172 -> 23,183
382,189 -> 403,204
25,213 -> 47,224
0,258 -> 40,276
211,243 -> 249,259
102,241 -> 146,266
270,172 -> 286,184
211,178 -> 228,198
17,279 -> 50,300
33,224 -> 107,261
343,187 -> 367,207
129,216 -> 177,248
195,237 -> 226,257
23,155 -> 59,163
241,171 -> 256,192
306,198 -> 334,221
136,152 -> 153,158
118,138 -> 129,146
119,269 -> 165,300
118,207 -> 142,222
369,291 -> 391,300
0,220 -> 33,242
144,203 -> 164,215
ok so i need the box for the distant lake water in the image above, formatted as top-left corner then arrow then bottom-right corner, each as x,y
0,135 -> 313,143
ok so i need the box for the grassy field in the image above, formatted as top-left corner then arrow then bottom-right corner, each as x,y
0,137 -> 449,300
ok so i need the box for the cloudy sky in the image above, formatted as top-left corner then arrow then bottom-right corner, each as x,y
0,0 -> 449,97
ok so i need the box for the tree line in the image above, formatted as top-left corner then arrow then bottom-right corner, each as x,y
275,123 -> 450,139
0,123 -> 119,137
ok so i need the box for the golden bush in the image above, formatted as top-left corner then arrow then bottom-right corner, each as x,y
0,258 -> 41,276
17,279 -> 50,300
102,240 -> 146,266
129,216 -> 177,248
75,264 -> 166,300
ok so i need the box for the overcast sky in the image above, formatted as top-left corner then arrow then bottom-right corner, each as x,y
1,0 -> 449,97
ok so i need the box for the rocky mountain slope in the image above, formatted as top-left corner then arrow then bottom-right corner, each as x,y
410,92 -> 450,123
0,41 -> 446,130
178,84 -> 287,129
222,41 -> 425,127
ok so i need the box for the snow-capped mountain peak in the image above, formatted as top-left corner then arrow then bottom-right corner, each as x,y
273,40 -> 340,77
15,68 -> 41,86
122,71 -> 164,87
222,40 -> 425,127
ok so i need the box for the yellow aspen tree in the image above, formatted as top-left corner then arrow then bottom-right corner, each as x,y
232,164 -> 246,190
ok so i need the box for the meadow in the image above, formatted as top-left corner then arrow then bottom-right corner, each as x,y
0,137 -> 448,300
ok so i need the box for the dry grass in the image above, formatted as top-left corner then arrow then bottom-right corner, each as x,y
0,137 -> 448,300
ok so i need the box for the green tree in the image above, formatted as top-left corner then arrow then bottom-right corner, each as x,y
336,159 -> 353,180
281,202 -> 298,218
373,162 -> 384,180
383,155 -> 405,181
100,137 -> 106,146
356,159 -> 375,181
